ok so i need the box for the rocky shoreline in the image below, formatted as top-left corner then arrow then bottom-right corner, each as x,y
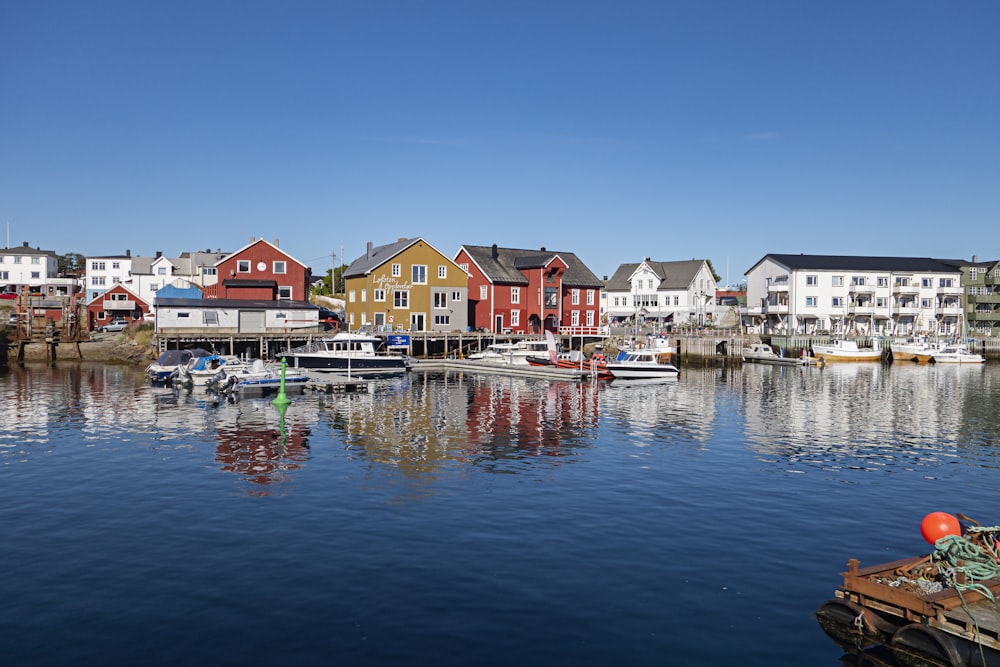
4,335 -> 157,365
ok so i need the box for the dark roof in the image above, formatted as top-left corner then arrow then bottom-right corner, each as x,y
461,245 -> 603,288
221,279 -> 278,288
154,298 -> 317,310
344,238 -> 420,278
604,259 -> 706,291
748,254 -> 967,274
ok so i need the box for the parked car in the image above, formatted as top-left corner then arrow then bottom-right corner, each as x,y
99,318 -> 129,333
0,293 -> 16,300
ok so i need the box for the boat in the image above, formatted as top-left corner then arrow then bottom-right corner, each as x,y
145,348 -> 213,383
169,354 -> 256,387
208,359 -> 310,397
930,343 -> 985,364
466,339 -> 552,366
525,350 -> 614,379
817,517 -> 1000,666
279,332 -> 411,375
811,338 -> 883,363
604,349 -> 680,379
742,342 -> 814,366
890,336 -> 943,363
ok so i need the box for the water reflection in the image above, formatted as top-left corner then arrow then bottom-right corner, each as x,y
739,363 -> 1000,473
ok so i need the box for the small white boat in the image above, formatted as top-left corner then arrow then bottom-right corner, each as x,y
209,359 -> 310,397
466,339 -> 551,366
742,343 -> 814,366
605,349 -> 680,379
930,344 -> 985,364
812,339 -> 883,363
145,348 -> 213,383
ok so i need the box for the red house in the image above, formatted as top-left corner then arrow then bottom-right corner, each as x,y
203,238 -> 312,301
86,284 -> 151,331
454,244 -> 603,334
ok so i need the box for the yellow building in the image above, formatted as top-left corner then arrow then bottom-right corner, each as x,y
343,238 -> 469,332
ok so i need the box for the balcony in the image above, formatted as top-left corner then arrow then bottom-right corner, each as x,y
892,283 -> 919,295
937,305 -> 962,316
848,304 -> 876,315
764,303 -> 789,314
968,293 -> 1000,304
936,285 -> 963,296
894,306 -> 919,316
766,276 -> 789,292
103,299 -> 135,311
849,283 -> 875,294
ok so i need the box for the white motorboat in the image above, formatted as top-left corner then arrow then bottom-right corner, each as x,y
279,332 -> 411,375
605,349 -> 680,379
208,359 -> 310,397
742,343 -> 814,366
466,339 -> 552,366
145,348 -> 213,383
930,343 -> 985,364
812,339 -> 883,363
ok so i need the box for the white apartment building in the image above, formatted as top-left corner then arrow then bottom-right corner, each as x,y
87,249 -> 228,303
745,254 -> 964,337
602,259 -> 718,328
86,251 -> 134,301
1,242 -> 60,294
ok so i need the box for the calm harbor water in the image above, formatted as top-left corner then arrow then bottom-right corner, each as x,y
2,361 -> 1000,666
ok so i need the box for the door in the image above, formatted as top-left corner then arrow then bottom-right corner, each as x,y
239,310 -> 266,333
410,312 -> 425,332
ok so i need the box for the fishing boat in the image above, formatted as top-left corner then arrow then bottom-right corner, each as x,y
817,514 -> 1000,666
742,342 -> 814,366
931,343 -> 985,364
604,349 -> 680,379
811,338 -> 883,363
890,336 -> 944,363
279,332 -> 411,375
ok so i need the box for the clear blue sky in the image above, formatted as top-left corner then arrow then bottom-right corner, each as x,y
2,0 -> 997,286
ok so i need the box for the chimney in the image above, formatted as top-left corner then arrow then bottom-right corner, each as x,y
22,241 -> 28,248
973,255 -> 978,263
540,246 -> 546,252
250,236 -> 255,243
126,249 -> 131,258
491,244 -> 498,260
155,250 -> 162,259
398,237 -> 406,242
367,241 -> 373,260
273,239 -> 279,247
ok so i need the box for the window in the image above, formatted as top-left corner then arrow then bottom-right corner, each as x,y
832,297 -> 843,307
0,271 -> 7,280
31,257 -> 39,264
586,311 -> 595,326
673,296 -> 679,306
459,263 -> 469,273
451,291 -> 461,302
30,271 -> 40,279
92,261 -> 106,271
112,277 -> 121,284
92,276 -> 106,286
13,257 -> 21,264
510,310 -> 520,327
921,298 -> 933,308
438,265 -> 447,279
876,297 -> 888,308
832,276 -> 844,287
647,279 -> 653,289
939,278 -> 954,288
587,290 -> 595,305
158,267 -> 167,275
806,275 -> 818,286
348,290 -> 356,302
511,287 -> 520,304
361,289 -> 366,302
112,262 -> 120,269
412,265 -> 427,284
203,311 -> 219,325
877,276 -> 889,287
178,312 -> 190,319
150,285 -> 159,292
571,310 -> 580,326
922,278 -> 932,288
394,290 -> 409,308
852,276 -> 865,286
278,286 -> 292,300
571,289 -> 580,305
374,289 -> 386,302
392,263 -> 401,277
202,267 -> 216,276
970,267 -> 979,280
273,261 -> 286,274
544,287 -> 557,308
806,296 -> 817,307
434,292 -> 447,308
434,315 -> 450,325
237,260 -> 250,273
480,285 -> 488,299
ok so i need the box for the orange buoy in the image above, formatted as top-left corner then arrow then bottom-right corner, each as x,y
920,512 -> 961,545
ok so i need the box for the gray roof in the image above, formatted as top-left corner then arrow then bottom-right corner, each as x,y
344,238 -> 420,278
154,298 -> 316,310
461,244 -> 603,288
604,259 -> 707,291
3,243 -> 57,257
748,254 -> 967,274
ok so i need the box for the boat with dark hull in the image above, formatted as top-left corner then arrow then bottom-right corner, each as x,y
278,332 -> 411,375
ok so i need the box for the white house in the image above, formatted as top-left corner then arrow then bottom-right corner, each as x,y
745,254 -> 965,337
602,258 -> 718,328
2,242 -> 60,294
86,250 -> 135,301
153,298 -> 321,335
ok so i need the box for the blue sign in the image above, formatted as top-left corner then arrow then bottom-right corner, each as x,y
387,334 -> 411,348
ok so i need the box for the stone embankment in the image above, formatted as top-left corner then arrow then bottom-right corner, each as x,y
4,334 -> 157,365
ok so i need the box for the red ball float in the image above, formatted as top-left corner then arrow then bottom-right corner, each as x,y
920,512 -> 961,545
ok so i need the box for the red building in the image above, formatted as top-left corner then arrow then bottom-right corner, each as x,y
85,284 -> 151,331
454,244 -> 603,334
204,238 -> 312,301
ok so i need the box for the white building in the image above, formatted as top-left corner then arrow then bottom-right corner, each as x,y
1,242 -> 59,294
602,258 -> 718,329
86,250 -> 135,301
87,249 -> 229,304
745,254 -> 964,337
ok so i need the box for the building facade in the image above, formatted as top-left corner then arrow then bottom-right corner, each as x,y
204,238 -> 311,302
961,258 -> 1000,336
602,259 -> 718,329
454,244 -> 603,334
85,284 -> 151,331
745,254 -> 965,336
2,242 -> 60,295
345,238 -> 469,332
